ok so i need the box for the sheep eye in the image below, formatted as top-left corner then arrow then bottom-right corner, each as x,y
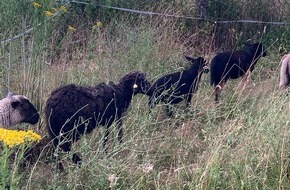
11,101 -> 20,108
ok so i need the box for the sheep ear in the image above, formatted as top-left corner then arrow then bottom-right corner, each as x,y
133,84 -> 138,89
7,91 -> 14,98
11,100 -> 20,109
185,56 -> 194,62
243,42 -> 251,47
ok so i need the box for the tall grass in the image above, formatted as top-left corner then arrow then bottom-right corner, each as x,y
0,0 -> 289,189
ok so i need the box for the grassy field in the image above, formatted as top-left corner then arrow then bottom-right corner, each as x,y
1,1 -> 290,189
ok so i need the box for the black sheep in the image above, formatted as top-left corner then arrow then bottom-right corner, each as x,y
147,56 -> 208,116
45,71 -> 151,164
210,42 -> 267,102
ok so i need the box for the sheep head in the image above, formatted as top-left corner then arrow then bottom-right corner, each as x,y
244,42 -> 267,58
185,56 -> 209,73
3,92 -> 40,127
120,71 -> 151,95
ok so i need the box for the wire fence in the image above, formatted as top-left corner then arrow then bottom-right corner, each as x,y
72,0 -> 289,25
1,0 -> 289,45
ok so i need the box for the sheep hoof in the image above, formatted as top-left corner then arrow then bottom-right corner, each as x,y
215,85 -> 222,90
72,153 -> 82,166
57,162 -> 65,172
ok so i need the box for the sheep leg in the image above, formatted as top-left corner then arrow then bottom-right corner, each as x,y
55,135 -> 82,166
148,96 -> 154,108
51,139 -> 62,168
59,140 -> 82,165
148,95 -> 159,109
52,138 -> 81,169
102,122 -> 123,151
241,70 -> 251,92
103,128 -> 110,150
117,120 -> 123,143
148,97 -> 155,113
72,153 -> 82,165
165,104 -> 174,116
214,81 -> 225,103
185,94 -> 193,107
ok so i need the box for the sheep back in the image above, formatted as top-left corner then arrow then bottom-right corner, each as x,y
148,56 -> 207,105
210,43 -> 266,86
45,83 -> 126,141
45,71 -> 151,143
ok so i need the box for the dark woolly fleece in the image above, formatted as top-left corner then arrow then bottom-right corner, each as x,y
147,56 -> 208,116
45,71 -> 151,164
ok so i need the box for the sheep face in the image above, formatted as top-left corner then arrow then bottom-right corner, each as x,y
0,93 -> 39,128
132,72 -> 151,95
185,56 -> 209,73
9,95 -> 40,126
245,42 -> 267,58
16,98 -> 39,125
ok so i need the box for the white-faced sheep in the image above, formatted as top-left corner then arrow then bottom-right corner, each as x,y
0,92 -> 40,128
210,42 -> 267,102
279,53 -> 290,88
147,56 -> 209,116
45,71 -> 151,164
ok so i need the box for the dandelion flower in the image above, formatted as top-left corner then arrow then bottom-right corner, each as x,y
60,5 -> 68,13
0,128 -> 41,148
44,11 -> 54,17
33,2 -> 42,8
68,25 -> 76,32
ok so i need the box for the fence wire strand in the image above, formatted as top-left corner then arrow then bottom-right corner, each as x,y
0,0 -> 289,45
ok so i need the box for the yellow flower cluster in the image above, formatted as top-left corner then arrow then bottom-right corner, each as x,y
33,2 -> 41,8
68,25 -> 76,32
33,2 -> 68,17
32,2 -> 105,31
44,11 -> 54,17
92,21 -> 104,30
0,128 -> 41,148
95,21 -> 103,27
60,5 -> 68,12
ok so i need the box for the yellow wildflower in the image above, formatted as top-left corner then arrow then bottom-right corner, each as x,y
92,21 -> 104,30
95,21 -> 103,27
33,2 -> 42,8
68,25 -> 76,32
60,5 -> 68,13
44,11 -> 54,17
51,8 -> 58,13
0,128 -> 41,148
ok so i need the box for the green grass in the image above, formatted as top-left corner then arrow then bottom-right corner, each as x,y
1,1 -> 290,189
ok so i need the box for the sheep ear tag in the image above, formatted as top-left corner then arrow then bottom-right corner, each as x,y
133,84 -> 138,89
